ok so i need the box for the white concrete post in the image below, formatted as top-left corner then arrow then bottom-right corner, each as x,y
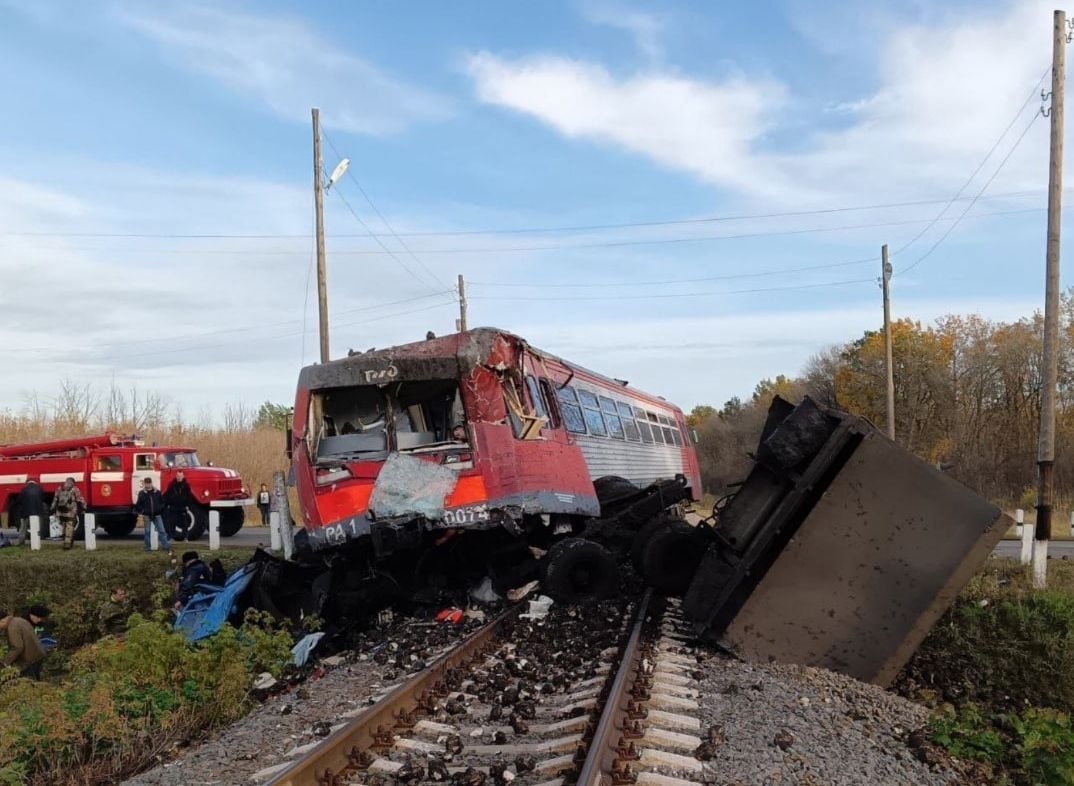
1020,510 -> 1035,565
29,515 -> 40,550
84,513 -> 96,551
150,519 -> 159,551
1015,508 -> 1025,537
269,511 -> 282,551
1033,538 -> 1049,589
208,510 -> 220,551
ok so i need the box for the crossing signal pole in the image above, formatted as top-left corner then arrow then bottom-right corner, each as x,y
881,245 -> 895,441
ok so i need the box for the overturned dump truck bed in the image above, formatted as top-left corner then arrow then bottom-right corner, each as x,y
684,396 -> 1010,686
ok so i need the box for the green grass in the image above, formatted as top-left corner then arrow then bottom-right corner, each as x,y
0,547 -> 256,675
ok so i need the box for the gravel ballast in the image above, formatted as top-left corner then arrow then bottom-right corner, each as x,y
694,653 -> 969,786
124,616 -> 483,786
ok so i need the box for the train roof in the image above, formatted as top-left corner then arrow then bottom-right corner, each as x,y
299,327 -> 683,414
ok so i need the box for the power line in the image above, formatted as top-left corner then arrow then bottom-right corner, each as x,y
61,299 -> 460,364
4,291 -> 454,355
469,277 -> 875,302
8,205 -> 1051,257
321,128 -> 449,290
471,254 -> 879,288
894,68 -> 1049,256
899,108 -> 1042,275
327,184 -> 442,293
0,189 -> 1050,240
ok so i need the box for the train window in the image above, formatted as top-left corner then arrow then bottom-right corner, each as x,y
669,424 -> 683,446
556,387 -> 586,433
634,406 -> 654,443
648,413 -> 666,444
577,389 -> 608,436
599,396 -> 624,439
525,376 -> 548,420
539,379 -> 561,428
618,402 -> 641,441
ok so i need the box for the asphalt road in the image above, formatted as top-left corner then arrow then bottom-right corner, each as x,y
0,525 -> 275,550
5,525 -> 1073,557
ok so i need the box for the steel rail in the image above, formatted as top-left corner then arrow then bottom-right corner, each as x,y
576,589 -> 654,786
268,609 -> 513,786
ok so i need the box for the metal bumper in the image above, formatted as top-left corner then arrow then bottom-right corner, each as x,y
210,498 -> 251,508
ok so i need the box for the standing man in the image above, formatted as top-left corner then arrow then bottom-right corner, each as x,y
135,477 -> 171,552
163,470 -> 195,542
256,483 -> 271,527
13,478 -> 44,546
0,608 -> 46,680
50,477 -> 84,550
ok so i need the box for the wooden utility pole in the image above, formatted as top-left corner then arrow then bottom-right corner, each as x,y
881,244 -> 895,441
1035,9 -> 1066,587
312,108 -> 330,364
457,273 -> 468,332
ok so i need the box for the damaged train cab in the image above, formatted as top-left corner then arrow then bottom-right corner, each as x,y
289,327 -> 701,604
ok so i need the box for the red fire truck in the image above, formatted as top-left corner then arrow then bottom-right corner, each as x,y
289,327 -> 701,604
0,434 -> 250,539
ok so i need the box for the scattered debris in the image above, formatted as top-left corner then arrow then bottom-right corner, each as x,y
291,631 -> 326,666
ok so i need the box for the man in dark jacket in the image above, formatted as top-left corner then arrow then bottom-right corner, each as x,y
0,608 -> 46,680
135,477 -> 171,552
14,479 -> 44,546
163,470 -> 195,541
175,551 -> 213,609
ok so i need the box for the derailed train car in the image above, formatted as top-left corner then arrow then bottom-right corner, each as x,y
287,327 -> 701,606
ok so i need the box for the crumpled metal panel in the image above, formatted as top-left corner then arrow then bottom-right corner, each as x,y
368,453 -> 459,520
719,430 -> 1009,686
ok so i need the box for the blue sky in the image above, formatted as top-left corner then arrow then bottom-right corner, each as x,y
0,0 -> 1064,417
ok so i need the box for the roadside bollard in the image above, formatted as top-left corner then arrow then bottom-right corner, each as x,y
29,515 -> 40,550
1019,509 -> 1034,565
84,513 -> 96,551
269,511 -> 282,551
1015,508 -> 1024,537
209,510 -> 220,551
150,522 -> 159,551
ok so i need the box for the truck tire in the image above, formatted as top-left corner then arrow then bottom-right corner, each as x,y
218,507 -> 244,537
593,476 -> 638,507
100,514 -> 137,537
187,505 -> 209,541
631,515 -> 674,573
543,538 -> 620,604
640,521 -> 705,596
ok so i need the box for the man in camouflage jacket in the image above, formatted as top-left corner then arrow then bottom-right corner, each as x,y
50,477 -> 84,549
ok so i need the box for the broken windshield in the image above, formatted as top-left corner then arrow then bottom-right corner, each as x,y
311,380 -> 464,462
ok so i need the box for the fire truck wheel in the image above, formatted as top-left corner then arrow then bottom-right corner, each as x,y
630,515 -> 675,573
100,515 -> 137,537
218,508 -> 244,537
542,538 -> 620,604
639,521 -> 706,596
186,505 -> 210,540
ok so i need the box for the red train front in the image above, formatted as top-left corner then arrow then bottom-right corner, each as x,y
290,327 -> 701,601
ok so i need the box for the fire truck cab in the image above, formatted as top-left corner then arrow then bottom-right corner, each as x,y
0,434 -> 250,539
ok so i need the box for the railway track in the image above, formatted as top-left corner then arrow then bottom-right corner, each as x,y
264,593 -> 708,786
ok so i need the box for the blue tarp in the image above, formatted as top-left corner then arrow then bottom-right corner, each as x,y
174,563 -> 258,641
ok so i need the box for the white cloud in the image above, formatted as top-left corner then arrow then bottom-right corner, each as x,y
581,1 -> 665,62
467,0 -> 1053,204
113,2 -> 450,135
467,52 -> 799,201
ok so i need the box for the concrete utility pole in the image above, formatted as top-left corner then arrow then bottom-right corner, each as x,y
1034,8 -> 1067,588
312,108 -> 330,364
881,244 -> 895,441
457,274 -> 468,332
